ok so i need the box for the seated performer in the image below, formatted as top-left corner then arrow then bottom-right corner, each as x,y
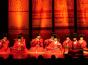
29,33 -> 44,58
78,35 -> 87,49
78,35 -> 88,57
0,34 -> 10,59
11,34 -> 27,53
44,37 -> 64,58
44,33 -> 54,48
30,34 -> 43,47
11,34 -> 28,59
72,37 -> 80,49
46,37 -> 62,50
63,35 -> 72,54
68,33 -> 83,57
0,35 -> 9,52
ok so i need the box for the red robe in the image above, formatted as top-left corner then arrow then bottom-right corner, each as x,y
78,40 -> 88,57
44,38 -> 53,48
78,40 -> 87,49
31,38 -> 43,47
63,40 -> 72,54
0,40 -> 9,51
63,40 -> 72,49
69,40 -> 81,54
46,41 -> 62,50
0,40 -> 10,59
43,41 -> 64,58
11,39 -> 28,59
72,40 -> 80,49
12,38 -> 28,52
29,38 -> 44,58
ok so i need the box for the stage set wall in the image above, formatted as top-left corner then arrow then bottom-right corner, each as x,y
7,0 -> 88,42
8,0 -> 29,40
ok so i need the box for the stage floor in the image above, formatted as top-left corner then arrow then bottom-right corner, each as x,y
0,51 -> 88,59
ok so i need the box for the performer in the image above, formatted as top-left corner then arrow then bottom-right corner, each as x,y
44,34 -> 54,48
29,34 -> 44,58
0,35 -> 10,59
63,35 -> 72,54
69,33 -> 83,58
30,34 -> 43,47
78,35 -> 88,57
72,37 -> 80,49
46,37 -> 62,50
11,34 -> 27,53
0,36 -> 9,51
13,38 -> 27,51
78,35 -> 87,49
11,34 -> 28,59
44,37 -> 64,58
11,35 -> 27,53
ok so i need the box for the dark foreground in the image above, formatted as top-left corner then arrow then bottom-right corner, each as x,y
0,56 -> 88,65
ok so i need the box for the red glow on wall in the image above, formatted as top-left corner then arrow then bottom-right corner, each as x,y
8,0 -> 29,11
8,12 -> 29,29
32,0 -> 52,28
54,0 -> 74,38
54,0 -> 69,27
32,0 -> 52,39
77,0 -> 88,27
8,0 -> 29,38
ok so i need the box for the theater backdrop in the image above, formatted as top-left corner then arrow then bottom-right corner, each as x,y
0,0 -> 88,42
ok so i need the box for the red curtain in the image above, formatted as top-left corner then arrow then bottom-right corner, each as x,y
77,0 -> 88,40
32,0 -> 52,39
8,0 -> 29,39
8,0 -> 88,40
54,0 -> 74,42
77,0 -> 88,27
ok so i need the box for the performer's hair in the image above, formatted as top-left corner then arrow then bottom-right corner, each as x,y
36,33 -> 40,36
66,34 -> 71,37
79,34 -> 84,38
54,36 -> 60,41
17,33 -> 22,39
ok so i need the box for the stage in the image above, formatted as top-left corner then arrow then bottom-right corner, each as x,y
0,0 -> 88,64
0,50 -> 88,59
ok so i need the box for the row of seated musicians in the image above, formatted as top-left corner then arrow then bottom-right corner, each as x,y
0,34 -> 87,59
0,34 -> 87,52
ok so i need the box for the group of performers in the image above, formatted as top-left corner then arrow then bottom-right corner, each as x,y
0,33 -> 87,59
